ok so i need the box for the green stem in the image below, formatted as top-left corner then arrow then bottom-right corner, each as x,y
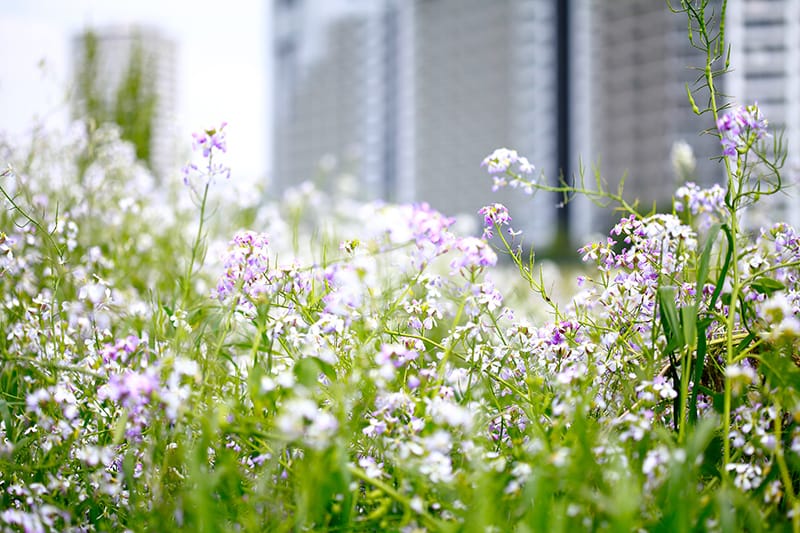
347,464 -> 442,530
697,14 -> 741,480
678,346 -> 693,443
437,295 -> 466,383
772,406 -> 800,533
183,181 -> 211,305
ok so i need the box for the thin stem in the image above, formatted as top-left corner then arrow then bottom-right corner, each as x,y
695,6 -> 740,478
678,346 -> 693,443
183,181 -> 211,305
436,295 -> 466,383
347,464 -> 441,530
772,407 -> 800,533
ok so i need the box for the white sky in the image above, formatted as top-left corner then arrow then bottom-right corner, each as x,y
0,0 -> 272,184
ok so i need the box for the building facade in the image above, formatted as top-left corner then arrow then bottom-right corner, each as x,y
397,0 -> 562,247
588,0 -> 800,233
72,25 -> 178,179
589,1 -> 726,223
273,0 -> 398,199
726,0 -> 800,228
272,0 -> 800,246
272,0 -> 572,247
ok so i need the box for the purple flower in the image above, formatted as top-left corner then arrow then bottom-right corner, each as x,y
481,148 -> 535,176
517,156 -> 534,174
482,148 -> 537,193
674,182 -> 726,229
192,122 -> 228,158
478,203 -> 512,238
481,148 -> 519,174
216,230 -> 273,310
393,203 -> 457,270
450,237 -> 497,273
100,334 -> 141,364
376,343 -> 419,369
717,103 -> 768,156
182,122 -> 231,186
101,369 -> 159,408
321,264 -> 363,316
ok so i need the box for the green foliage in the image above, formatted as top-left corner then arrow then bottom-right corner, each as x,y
3,1 -> 800,531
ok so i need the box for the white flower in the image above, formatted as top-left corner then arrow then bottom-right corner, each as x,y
426,397 -> 473,430
276,397 -> 338,449
79,282 -> 110,306
481,148 -> 519,174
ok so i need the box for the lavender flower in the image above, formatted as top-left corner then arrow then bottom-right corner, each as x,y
450,237 -> 497,274
478,203 -> 512,238
481,148 -> 518,173
389,203 -> 457,270
482,148 -> 536,192
100,369 -> 159,408
481,148 -> 534,175
717,103 -> 769,157
375,343 -> 419,380
182,122 -> 231,186
216,230 -> 273,308
192,122 -> 228,157
674,182 -> 726,216
99,335 -> 141,364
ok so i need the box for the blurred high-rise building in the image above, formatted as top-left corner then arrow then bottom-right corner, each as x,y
272,0 -> 800,247
396,0 -> 570,248
273,0 -> 398,199
272,0 -> 584,248
590,0 -> 800,230
725,0 -> 800,228
588,1 -> 726,224
72,25 -> 178,179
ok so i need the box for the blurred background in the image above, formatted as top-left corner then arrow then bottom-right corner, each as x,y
2,0 -> 799,254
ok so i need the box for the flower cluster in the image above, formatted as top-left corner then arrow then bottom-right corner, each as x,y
192,122 -> 228,157
478,202 -> 512,238
717,103 -> 769,157
99,368 -> 160,437
5,31 -> 800,529
674,182 -> 726,220
481,147 -> 536,193
182,122 -> 231,186
450,236 -> 497,274
216,230 -> 273,307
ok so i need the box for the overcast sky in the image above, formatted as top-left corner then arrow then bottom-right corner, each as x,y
0,0 -> 272,183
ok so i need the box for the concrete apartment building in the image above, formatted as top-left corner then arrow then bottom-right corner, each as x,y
589,1 -> 726,220
273,0 -> 398,199
725,0 -> 800,228
591,0 -> 800,231
397,0 -> 566,248
72,25 -> 178,179
272,0 -> 571,248
271,0 -> 800,245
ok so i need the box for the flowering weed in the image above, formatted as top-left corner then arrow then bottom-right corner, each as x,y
2,1 -> 800,531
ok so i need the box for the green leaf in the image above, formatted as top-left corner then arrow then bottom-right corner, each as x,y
690,319 -> 711,423
709,224 -> 734,310
696,223 -> 721,304
122,450 -> 137,495
294,357 -> 335,387
0,399 -> 13,442
659,285 -> 684,352
112,411 -> 129,445
720,292 -> 731,307
681,304 -> 698,350
758,350 -> 800,404
749,277 -> 785,296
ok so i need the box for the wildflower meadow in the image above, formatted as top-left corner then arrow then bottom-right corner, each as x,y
3,1 -> 800,531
